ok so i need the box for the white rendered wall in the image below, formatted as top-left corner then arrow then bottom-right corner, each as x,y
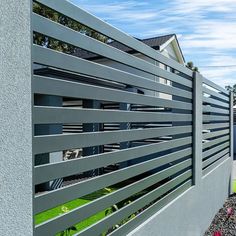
0,1 -> 33,235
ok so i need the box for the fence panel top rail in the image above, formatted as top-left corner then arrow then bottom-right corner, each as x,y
34,0 -> 193,78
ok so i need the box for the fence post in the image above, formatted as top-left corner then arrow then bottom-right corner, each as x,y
229,91 -> 234,194
0,1 -> 33,235
193,72 -> 203,185
230,92 -> 234,158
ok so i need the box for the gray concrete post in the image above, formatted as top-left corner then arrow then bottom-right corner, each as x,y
193,72 -> 203,185
230,92 -> 234,158
230,92 -> 234,193
0,1 -> 33,235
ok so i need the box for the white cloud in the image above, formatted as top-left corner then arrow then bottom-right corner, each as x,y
72,1 -> 158,22
198,55 -> 236,87
200,67 -> 236,87
180,21 -> 236,50
71,0 -> 236,87
170,0 -> 236,14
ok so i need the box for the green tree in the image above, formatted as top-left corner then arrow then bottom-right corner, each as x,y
186,61 -> 199,72
33,2 -> 108,53
225,84 -> 236,106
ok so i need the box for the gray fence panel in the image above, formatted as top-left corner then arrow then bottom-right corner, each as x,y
32,13 -> 193,94
29,1 -> 232,235
35,137 -> 192,184
35,0 -> 193,76
203,135 -> 230,149
35,162 -> 191,235
203,105 -> 230,115
203,87 -> 229,102
109,180 -> 192,236
203,154 -> 229,175
35,151 -> 192,214
33,45 -> 193,89
203,123 -> 230,130
33,76 -> 192,110
33,126 -> 192,154
203,115 -> 229,122
34,107 -> 192,124
203,129 -> 230,139
203,141 -> 230,159
203,97 -> 229,108
202,77 -> 229,95
75,170 -> 192,236
203,148 -> 230,169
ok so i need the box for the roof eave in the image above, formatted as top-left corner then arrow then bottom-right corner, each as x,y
159,35 -> 185,65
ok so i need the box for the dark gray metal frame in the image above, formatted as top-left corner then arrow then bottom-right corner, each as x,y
31,1 -> 233,235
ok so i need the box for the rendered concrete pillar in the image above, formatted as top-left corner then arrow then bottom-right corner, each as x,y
230,92 -> 234,193
234,125 -> 236,159
0,1 -> 33,235
193,72 -> 203,185
230,92 -> 234,159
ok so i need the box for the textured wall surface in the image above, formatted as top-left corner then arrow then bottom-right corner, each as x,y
128,158 -> 232,236
0,1 -> 33,235
234,126 -> 236,156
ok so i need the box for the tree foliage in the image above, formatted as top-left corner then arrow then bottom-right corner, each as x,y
33,2 -> 108,53
186,61 -> 199,72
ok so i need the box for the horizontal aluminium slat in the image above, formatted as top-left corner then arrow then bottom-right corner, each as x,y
203,87 -> 229,102
203,123 -> 229,130
34,149 -> 192,214
203,153 -> 229,176
202,129 -> 229,139
33,126 -> 192,154
33,76 -> 192,111
35,137 -> 192,184
203,96 -> 229,109
35,158 -> 192,236
202,77 -> 229,95
32,45 -> 192,90
33,14 -> 192,97
35,0 -> 192,76
203,148 -> 229,169
75,169 -> 192,236
203,135 -> 229,149
203,105 -> 230,115
33,106 -> 192,124
203,141 -> 230,159
203,115 -> 229,122
109,180 -> 192,236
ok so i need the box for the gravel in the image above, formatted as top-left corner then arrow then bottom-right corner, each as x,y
204,194 -> 236,236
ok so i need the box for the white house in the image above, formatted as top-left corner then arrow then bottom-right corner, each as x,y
74,34 -> 185,99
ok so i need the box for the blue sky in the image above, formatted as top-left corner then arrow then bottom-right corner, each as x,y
71,0 -> 236,87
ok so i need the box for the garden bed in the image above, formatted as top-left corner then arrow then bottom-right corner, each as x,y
204,194 -> 236,236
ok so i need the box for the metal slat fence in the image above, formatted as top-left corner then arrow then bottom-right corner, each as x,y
202,78 -> 231,175
31,0 -> 232,235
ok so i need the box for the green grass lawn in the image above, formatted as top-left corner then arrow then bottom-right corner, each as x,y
233,180 -> 236,193
35,188 -> 116,235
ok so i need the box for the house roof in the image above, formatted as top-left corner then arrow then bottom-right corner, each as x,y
73,34 -> 184,61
